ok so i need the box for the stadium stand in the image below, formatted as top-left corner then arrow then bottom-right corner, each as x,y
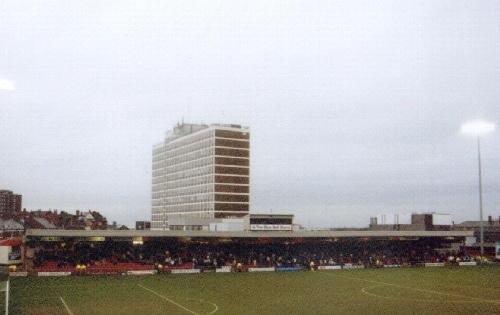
27,235 -> 482,275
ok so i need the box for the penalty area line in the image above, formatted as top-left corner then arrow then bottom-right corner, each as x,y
138,284 -> 200,315
60,296 -> 75,315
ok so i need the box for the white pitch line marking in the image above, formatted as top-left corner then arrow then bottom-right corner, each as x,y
327,273 -> 500,305
60,296 -> 75,315
361,284 -> 389,299
205,300 -> 219,315
187,298 -> 219,315
138,284 -> 200,315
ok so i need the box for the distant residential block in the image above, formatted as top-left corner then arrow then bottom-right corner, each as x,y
0,189 -> 22,212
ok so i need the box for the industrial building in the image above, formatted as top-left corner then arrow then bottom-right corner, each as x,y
369,213 -> 452,231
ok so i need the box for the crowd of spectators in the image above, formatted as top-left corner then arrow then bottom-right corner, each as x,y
31,238 -> 479,271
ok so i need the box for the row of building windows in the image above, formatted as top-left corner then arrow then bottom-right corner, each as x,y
154,182 -> 250,199
154,138 -> 250,168
158,147 -> 249,170
215,129 -> 249,140
166,172 -> 248,185
215,184 -> 250,193
163,174 -> 213,190
162,193 -> 250,205
154,154 -> 250,174
214,203 -> 249,212
215,166 -> 250,176
163,156 -> 214,174
154,174 -> 249,193
215,175 -> 249,185
152,183 -> 213,199
164,202 -> 215,213
154,187 -> 249,202
164,195 -> 213,204
153,156 -> 213,175
153,182 -> 216,198
215,138 -> 250,149
215,147 -> 249,158
165,165 -> 213,182
163,147 -> 214,167
154,139 -> 250,170
153,131 -> 213,163
159,202 -> 249,213
154,165 -> 249,185
163,138 -> 214,160
215,157 -> 250,167
155,184 -> 214,199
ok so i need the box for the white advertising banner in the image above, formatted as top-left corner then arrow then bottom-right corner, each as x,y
496,242 -> 500,260
127,270 -> 157,275
424,263 -> 445,267
250,224 -> 292,231
170,269 -> 201,274
215,266 -> 232,273
9,271 -> 28,277
383,265 -> 401,268
343,264 -> 365,269
458,262 -> 477,266
318,265 -> 342,270
38,271 -> 72,277
248,267 -> 275,272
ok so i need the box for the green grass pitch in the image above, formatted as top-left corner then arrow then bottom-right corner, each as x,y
8,266 -> 500,315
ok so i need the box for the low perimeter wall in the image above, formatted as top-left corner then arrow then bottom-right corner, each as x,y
9,261 -> 483,277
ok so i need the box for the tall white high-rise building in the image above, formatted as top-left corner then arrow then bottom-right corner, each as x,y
151,123 -> 250,230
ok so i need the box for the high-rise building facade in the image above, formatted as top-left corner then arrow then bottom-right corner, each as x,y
151,123 -> 250,230
0,189 -> 22,212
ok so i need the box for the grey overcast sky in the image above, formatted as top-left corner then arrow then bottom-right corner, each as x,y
1,1 -> 499,228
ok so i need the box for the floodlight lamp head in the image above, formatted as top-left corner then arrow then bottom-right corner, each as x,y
461,120 -> 495,137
